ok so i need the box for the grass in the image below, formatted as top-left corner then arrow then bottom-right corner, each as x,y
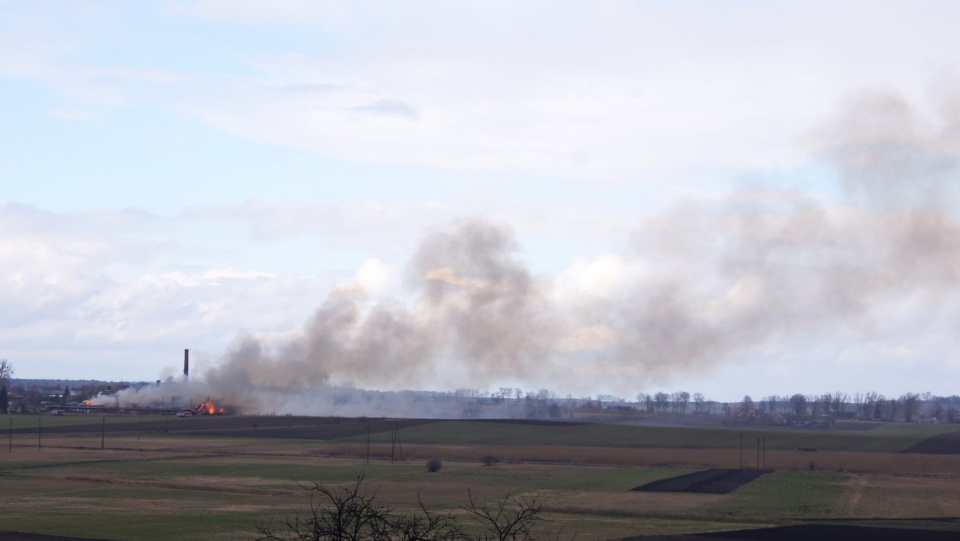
4,414 -> 147,430
2,416 -> 960,540
349,419 -> 960,454
699,470 -> 849,518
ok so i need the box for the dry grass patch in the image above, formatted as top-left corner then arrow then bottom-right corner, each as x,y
856,475 -> 960,518
542,489 -> 725,516
764,450 -> 960,475
316,442 -> 960,475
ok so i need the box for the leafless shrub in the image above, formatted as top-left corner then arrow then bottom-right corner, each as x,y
255,476 -> 556,541
481,455 -> 501,467
461,490 -> 554,541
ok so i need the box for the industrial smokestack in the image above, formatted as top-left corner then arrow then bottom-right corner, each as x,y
184,349 -> 189,383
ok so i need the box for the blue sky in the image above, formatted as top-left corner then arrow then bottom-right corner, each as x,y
2,1 -> 960,403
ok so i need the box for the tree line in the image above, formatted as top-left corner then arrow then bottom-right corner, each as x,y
628,390 -> 958,423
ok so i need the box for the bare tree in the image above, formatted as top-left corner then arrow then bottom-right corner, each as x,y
524,389 -> 556,419
947,406 -> 958,423
931,402 -> 944,422
789,393 -> 807,417
852,392 -> 864,419
635,392 -> 649,410
257,475 -> 464,541
762,396 -> 777,416
256,475 -> 391,541
692,392 -> 706,414
676,391 -> 690,414
831,392 -> 848,416
901,393 -> 921,423
0,359 -> 12,387
871,393 -> 886,420
654,392 -> 669,413
865,391 -> 880,420
462,491 -> 548,541
390,499 -> 464,541
809,393 -> 830,416
595,394 -> 622,406
877,396 -> 900,421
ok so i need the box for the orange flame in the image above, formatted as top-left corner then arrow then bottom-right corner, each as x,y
83,400 -> 93,406
196,400 -> 215,414
194,400 -> 224,415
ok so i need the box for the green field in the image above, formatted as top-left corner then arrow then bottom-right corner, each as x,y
1,415 -> 959,540
358,419 -> 958,453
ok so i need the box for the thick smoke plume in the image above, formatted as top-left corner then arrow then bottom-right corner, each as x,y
112,90 -> 960,415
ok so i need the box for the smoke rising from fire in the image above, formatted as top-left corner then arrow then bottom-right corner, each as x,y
110,90 -> 960,415
202,220 -> 553,394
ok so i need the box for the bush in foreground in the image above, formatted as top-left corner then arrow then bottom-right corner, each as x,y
481,454 -> 501,466
255,475 -> 556,541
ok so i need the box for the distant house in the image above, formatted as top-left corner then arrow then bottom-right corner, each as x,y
27,385 -> 64,399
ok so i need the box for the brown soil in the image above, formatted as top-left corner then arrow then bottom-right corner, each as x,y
632,468 -> 771,494
631,524 -> 960,540
16,416 -> 441,439
902,431 -> 960,454
0,533 -> 106,541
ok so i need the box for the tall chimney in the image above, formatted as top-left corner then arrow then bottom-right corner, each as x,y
184,349 -> 189,382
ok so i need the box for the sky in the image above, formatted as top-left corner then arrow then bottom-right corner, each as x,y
2,1 -> 960,403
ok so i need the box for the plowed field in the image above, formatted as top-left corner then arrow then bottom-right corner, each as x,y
633,468 -> 771,494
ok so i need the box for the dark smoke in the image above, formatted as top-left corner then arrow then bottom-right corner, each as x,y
407,221 -> 554,381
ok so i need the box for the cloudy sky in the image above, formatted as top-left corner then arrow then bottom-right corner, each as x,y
2,1 -> 959,402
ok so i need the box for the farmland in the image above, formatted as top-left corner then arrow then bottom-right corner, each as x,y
1,415 -> 959,540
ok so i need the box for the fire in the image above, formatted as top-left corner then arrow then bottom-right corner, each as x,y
193,400 -> 225,415
83,400 -> 93,406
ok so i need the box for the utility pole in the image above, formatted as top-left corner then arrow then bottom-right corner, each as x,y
738,434 -> 742,469
762,437 -> 766,469
756,437 -> 760,469
391,426 -> 403,463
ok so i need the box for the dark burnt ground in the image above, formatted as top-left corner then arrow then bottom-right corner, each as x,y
16,416 -> 442,440
902,430 -> 960,454
832,420 -> 883,431
632,469 -> 771,494
0,533 -> 106,541
626,521 -> 960,540
183,417 -> 440,439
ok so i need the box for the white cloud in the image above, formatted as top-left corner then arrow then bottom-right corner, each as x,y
5,1 -> 956,184
553,254 -> 643,303
352,258 -> 396,294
